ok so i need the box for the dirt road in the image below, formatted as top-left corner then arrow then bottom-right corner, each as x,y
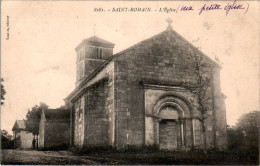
2,149 -> 255,165
1,149 -> 103,165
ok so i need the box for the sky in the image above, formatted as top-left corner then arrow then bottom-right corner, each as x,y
1,1 -> 259,134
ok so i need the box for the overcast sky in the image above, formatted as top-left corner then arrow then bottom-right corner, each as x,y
1,1 -> 259,133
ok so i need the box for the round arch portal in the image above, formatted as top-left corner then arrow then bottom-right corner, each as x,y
151,95 -> 193,150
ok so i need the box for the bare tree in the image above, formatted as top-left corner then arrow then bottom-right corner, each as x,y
182,52 -> 212,153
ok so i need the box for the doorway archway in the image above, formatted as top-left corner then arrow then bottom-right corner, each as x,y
158,105 -> 182,150
151,95 -> 193,150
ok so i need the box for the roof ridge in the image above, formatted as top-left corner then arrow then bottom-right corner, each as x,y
169,28 -> 220,68
114,30 -> 167,56
66,27 -> 221,101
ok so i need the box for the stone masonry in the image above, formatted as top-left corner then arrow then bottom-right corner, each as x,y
38,109 -> 70,149
65,20 -> 228,150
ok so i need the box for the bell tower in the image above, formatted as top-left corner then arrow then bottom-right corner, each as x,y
75,36 -> 115,87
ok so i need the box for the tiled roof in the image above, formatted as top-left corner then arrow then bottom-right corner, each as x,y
12,120 -> 26,131
75,36 -> 115,51
17,120 -> 25,129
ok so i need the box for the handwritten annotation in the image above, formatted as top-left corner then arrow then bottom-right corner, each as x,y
94,0 -> 249,16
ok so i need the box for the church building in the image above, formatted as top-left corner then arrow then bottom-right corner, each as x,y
65,19 -> 228,150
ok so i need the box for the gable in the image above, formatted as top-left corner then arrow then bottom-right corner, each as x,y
109,28 -> 218,88
66,27 -> 219,102
12,120 -> 26,131
114,29 -> 219,68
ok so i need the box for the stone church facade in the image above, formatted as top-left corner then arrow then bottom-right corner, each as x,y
65,20 -> 227,150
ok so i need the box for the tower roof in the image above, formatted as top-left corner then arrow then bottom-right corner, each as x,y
66,19 -> 220,102
75,36 -> 115,51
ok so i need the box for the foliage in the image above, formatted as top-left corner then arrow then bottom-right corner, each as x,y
236,111 -> 259,149
227,111 -> 260,155
1,78 -> 6,105
1,130 -> 14,149
227,125 -> 244,151
25,102 -> 49,135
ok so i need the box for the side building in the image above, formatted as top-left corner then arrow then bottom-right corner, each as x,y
38,109 -> 70,149
12,120 -> 34,149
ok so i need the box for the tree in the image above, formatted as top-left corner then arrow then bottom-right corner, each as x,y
25,102 -> 49,135
227,125 -> 244,151
227,111 -> 259,164
1,78 -> 6,105
1,130 -> 13,149
236,111 -> 260,151
181,52 -> 212,153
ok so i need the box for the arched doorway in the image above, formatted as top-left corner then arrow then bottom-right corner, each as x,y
158,106 -> 180,150
144,95 -> 194,150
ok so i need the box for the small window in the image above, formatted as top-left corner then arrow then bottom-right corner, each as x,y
98,48 -> 102,59
80,47 -> 85,60
97,48 -> 103,59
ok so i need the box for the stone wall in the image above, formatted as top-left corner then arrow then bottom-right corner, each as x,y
14,130 -> 33,149
76,46 -> 113,86
114,59 -> 145,148
113,29 -> 226,149
73,62 -> 114,148
144,89 -> 196,149
20,131 -> 34,149
84,46 -> 113,60
84,79 -> 110,146
74,96 -> 85,147
212,67 -> 228,149
38,112 -> 45,148
84,59 -> 105,80
105,62 -> 116,146
44,120 -> 70,149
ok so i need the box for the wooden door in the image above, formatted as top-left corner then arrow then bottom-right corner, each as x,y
159,120 -> 179,150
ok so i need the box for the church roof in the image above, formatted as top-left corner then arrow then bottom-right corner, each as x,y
66,21 -> 220,101
75,36 -> 115,51
12,120 -> 26,131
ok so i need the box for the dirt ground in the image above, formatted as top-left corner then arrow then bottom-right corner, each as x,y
1,149 -> 107,165
1,149 -> 258,165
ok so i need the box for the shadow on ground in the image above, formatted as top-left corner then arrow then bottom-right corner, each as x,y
1,149 -> 259,165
